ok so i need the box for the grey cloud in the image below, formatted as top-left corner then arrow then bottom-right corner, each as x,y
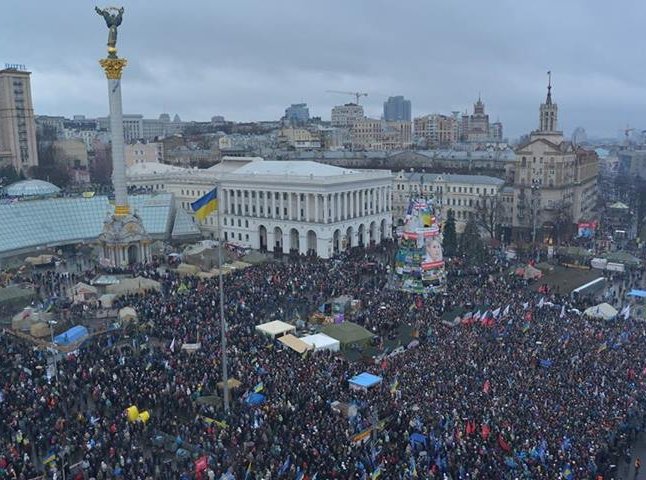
3,0 -> 645,138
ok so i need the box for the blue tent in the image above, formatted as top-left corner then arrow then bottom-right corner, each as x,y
54,325 -> 89,346
627,289 -> 646,298
246,393 -> 266,406
410,432 -> 427,449
348,372 -> 382,390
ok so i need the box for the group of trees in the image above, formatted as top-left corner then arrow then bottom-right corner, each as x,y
0,165 -> 23,186
440,193 -> 499,264
31,125 -> 72,187
442,209 -> 486,263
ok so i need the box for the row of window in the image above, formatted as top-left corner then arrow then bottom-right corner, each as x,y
396,183 -> 497,195
223,218 -> 249,228
224,232 -> 250,242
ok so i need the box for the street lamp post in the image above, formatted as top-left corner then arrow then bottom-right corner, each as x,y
48,320 -> 59,383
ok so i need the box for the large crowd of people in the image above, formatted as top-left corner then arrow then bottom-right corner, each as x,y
1,246 -> 645,479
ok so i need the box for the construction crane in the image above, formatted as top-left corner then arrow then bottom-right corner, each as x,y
326,90 -> 368,105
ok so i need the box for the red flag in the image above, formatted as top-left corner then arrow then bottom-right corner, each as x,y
195,455 -> 208,480
498,434 -> 511,452
481,423 -> 491,440
466,420 -> 476,435
483,379 -> 491,394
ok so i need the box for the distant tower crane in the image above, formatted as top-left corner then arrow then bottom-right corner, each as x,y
326,90 -> 368,105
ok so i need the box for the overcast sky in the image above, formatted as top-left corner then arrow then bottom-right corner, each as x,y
2,0 -> 645,139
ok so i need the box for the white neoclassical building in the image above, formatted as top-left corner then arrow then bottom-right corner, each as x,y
127,157 -> 393,258
220,161 -> 393,258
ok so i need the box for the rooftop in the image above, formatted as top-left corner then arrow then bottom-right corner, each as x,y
4,179 -> 61,197
0,193 -> 176,258
232,160 -> 359,177
401,171 -> 505,186
126,163 -> 186,176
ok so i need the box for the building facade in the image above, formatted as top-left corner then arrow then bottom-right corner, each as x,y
617,149 -> 646,178
331,104 -> 364,128
278,127 -> 321,149
460,97 -> 503,143
413,114 -> 459,147
124,141 -> 164,167
393,171 -> 505,232
509,79 -> 598,243
284,103 -> 310,124
384,96 -> 412,122
126,157 -> 393,258
0,67 -> 39,172
98,113 -> 183,143
220,161 -> 393,257
351,118 -> 412,150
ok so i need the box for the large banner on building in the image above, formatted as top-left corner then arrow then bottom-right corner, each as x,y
395,198 -> 445,293
577,221 -> 597,238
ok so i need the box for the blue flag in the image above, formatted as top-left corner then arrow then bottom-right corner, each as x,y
278,456 -> 291,476
560,436 -> 571,452
561,464 -> 574,480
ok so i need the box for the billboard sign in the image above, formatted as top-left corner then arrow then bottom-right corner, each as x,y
395,198 -> 445,293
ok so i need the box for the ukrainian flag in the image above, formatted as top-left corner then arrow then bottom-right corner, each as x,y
191,188 -> 218,221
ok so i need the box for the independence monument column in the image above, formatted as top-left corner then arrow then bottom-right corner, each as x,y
96,6 -> 150,266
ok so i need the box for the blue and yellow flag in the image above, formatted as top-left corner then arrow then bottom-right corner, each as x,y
191,188 -> 218,221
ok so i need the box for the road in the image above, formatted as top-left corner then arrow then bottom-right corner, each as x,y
618,432 -> 646,479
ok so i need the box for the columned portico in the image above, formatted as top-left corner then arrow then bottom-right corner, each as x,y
214,160 -> 393,259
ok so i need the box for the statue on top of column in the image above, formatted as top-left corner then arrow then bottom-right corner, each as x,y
95,6 -> 124,56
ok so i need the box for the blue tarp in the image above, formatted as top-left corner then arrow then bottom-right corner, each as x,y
245,393 -> 266,406
627,289 -> 646,298
348,372 -> 383,389
54,325 -> 89,345
410,432 -> 427,449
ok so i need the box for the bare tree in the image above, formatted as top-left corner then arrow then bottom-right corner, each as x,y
552,200 -> 573,245
474,194 -> 504,239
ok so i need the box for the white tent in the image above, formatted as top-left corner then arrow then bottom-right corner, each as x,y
255,320 -> 295,339
584,302 -> 618,320
107,277 -> 161,296
98,293 -> 116,308
118,307 -> 138,323
301,333 -> 341,352
72,282 -> 98,304
278,334 -> 312,354
24,254 -> 56,266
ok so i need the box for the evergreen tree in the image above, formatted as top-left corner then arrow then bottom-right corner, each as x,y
459,215 -> 486,263
442,209 -> 457,258
0,165 -> 22,186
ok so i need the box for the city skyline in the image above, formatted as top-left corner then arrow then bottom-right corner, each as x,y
3,0 -> 645,139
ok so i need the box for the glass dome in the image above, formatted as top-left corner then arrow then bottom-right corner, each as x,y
4,179 -> 62,197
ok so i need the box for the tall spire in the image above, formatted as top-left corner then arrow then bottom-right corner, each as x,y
546,70 -> 552,105
538,70 -> 559,134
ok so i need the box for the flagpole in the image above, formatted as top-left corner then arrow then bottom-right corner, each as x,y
216,183 -> 230,414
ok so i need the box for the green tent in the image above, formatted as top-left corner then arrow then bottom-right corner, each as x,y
557,246 -> 592,259
603,250 -> 641,267
0,285 -> 37,318
322,321 -> 375,348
